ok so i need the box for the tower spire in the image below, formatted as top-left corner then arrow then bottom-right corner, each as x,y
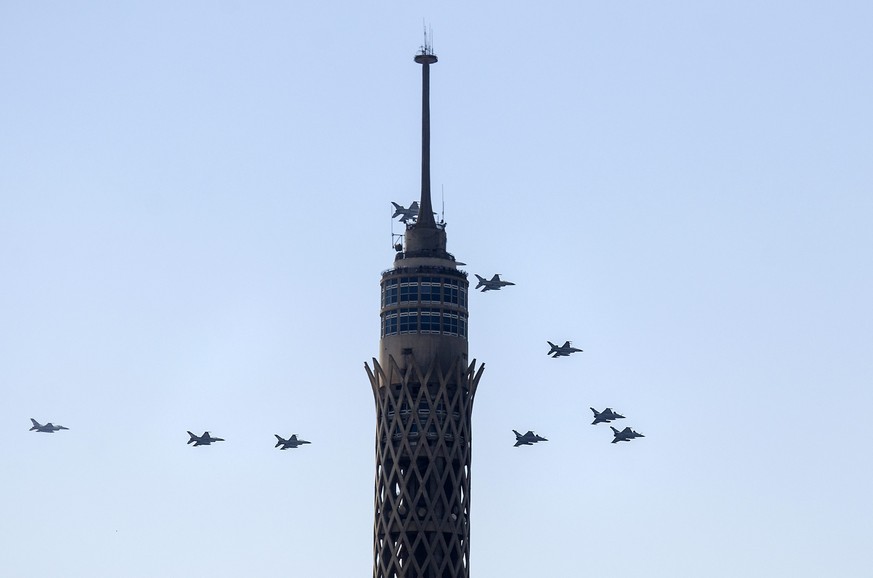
414,33 -> 438,229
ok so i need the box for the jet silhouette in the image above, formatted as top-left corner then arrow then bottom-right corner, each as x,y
474,274 -> 515,292
513,430 -> 548,447
547,341 -> 583,357
590,407 -> 626,425
610,426 -> 645,443
274,434 -> 311,450
391,201 -> 420,223
29,418 -> 69,433
187,431 -> 224,446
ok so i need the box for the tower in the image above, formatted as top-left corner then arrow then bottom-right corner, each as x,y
365,42 -> 484,578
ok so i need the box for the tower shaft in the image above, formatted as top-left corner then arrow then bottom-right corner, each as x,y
366,44 -> 483,578
367,356 -> 483,578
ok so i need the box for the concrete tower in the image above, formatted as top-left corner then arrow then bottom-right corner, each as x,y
365,42 -> 484,578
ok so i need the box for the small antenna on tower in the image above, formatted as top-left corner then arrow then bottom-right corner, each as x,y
420,21 -> 434,56
441,184 -> 445,224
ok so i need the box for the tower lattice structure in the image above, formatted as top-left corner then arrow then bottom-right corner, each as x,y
366,44 -> 484,578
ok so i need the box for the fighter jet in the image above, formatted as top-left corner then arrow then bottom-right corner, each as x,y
547,341 -> 583,357
391,201 -> 420,223
474,274 -> 516,292
513,430 -> 548,447
274,434 -> 311,450
29,418 -> 69,433
610,426 -> 645,443
187,431 -> 225,446
590,407 -> 626,425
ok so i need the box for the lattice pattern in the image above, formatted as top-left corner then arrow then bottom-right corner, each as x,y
366,355 -> 484,578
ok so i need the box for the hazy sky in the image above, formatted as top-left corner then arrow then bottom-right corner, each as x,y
2,2 -> 871,577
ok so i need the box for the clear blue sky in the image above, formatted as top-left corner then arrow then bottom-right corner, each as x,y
2,2 -> 871,577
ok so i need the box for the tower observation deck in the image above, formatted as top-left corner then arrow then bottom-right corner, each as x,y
365,43 -> 484,578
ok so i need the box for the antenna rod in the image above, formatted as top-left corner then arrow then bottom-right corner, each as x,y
414,39 -> 437,229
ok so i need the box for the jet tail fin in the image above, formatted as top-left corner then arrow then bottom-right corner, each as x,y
475,274 -> 485,288
274,434 -> 285,447
29,418 -> 40,430
512,429 -> 522,438
187,431 -> 197,444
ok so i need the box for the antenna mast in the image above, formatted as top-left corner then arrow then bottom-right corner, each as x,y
414,26 -> 438,229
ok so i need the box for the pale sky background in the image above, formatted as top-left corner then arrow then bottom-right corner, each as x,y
2,2 -> 872,577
